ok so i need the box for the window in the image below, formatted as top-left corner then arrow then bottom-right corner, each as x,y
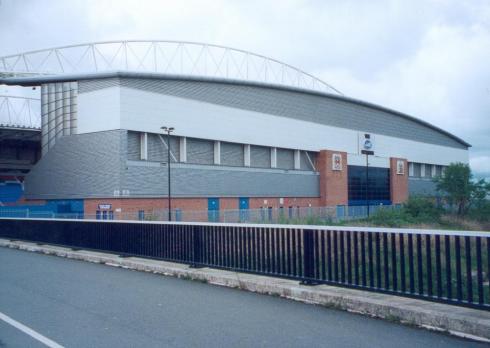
413,163 -> 421,177
424,164 -> 432,178
348,166 -> 391,205
138,210 -> 145,221
276,148 -> 294,169
250,145 -> 271,168
220,142 -> 244,167
186,138 -> 214,165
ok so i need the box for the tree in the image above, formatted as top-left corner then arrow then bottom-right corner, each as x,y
434,163 -> 489,216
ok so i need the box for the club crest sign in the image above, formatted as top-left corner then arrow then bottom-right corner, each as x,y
332,153 -> 342,171
396,160 -> 405,175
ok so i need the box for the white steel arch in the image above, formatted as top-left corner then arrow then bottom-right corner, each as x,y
0,40 -> 342,95
0,95 -> 41,129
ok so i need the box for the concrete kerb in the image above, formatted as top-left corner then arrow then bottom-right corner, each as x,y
1,238 -> 489,343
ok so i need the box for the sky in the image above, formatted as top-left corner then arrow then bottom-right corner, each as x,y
0,0 -> 489,179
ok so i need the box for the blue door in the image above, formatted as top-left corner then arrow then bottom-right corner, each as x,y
208,198 -> 220,222
239,197 -> 249,222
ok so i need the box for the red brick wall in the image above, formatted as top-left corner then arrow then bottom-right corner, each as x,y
317,150 -> 348,206
248,197 -> 320,209
390,157 -> 408,204
84,196 -> 321,218
84,198 -> 206,216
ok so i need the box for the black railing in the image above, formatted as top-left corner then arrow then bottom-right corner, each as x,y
0,218 -> 489,310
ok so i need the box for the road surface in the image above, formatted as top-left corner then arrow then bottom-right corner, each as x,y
0,247 -> 484,347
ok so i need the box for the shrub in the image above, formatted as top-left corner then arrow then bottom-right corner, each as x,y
468,200 -> 490,222
367,208 -> 415,227
403,196 -> 442,222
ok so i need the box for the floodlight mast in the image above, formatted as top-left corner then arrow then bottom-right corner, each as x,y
161,126 -> 174,221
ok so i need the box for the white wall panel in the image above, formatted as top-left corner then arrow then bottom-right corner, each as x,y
78,86 -> 121,134
76,87 -> 467,166
373,133 -> 468,165
347,154 -> 390,168
119,87 -> 359,153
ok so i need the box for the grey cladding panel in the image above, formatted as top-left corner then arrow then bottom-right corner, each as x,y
221,142 -> 244,167
125,164 -> 319,197
24,130 -> 125,199
114,78 -> 466,149
276,148 -> 294,169
79,78 -> 120,93
23,128 -> 319,199
250,145 -> 270,168
127,131 -> 140,160
409,178 -> 438,196
187,138 -> 214,165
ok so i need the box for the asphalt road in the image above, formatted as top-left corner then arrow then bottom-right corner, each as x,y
0,247 -> 484,348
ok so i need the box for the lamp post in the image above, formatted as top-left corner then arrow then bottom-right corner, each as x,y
361,149 -> 374,217
161,126 -> 174,221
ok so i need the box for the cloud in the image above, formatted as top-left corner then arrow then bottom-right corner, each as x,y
470,156 -> 490,180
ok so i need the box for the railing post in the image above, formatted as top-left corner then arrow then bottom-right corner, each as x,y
300,229 -> 318,285
190,225 -> 204,268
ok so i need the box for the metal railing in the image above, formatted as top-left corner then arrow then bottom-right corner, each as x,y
0,218 -> 488,310
0,204 -> 400,224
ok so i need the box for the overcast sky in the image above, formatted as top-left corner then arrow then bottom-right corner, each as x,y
1,0 -> 489,179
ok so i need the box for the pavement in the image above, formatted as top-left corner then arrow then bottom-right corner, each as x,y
0,245 -> 488,347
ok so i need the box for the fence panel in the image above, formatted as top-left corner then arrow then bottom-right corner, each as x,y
0,218 -> 488,310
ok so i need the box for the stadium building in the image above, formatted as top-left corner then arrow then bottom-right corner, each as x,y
0,41 -> 470,220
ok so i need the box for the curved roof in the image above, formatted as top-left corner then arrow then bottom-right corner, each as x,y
0,70 -> 470,148
0,40 -> 342,95
0,40 -> 469,148
0,95 -> 40,129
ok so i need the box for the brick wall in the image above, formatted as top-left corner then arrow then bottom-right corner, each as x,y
317,150 -> 348,206
84,196 -> 321,218
390,157 -> 408,204
249,197 -> 320,209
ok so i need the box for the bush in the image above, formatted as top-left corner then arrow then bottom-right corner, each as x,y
403,196 -> 442,222
363,196 -> 443,228
468,200 -> 490,222
366,208 -> 415,227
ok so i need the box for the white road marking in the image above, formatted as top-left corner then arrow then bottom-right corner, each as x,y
0,311 -> 64,348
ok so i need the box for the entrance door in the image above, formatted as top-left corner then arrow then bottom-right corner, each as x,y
208,198 -> 220,222
98,210 -> 114,220
239,197 -> 249,222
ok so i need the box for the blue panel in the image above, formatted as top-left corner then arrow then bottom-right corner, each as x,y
336,205 -> 346,218
175,209 -> 182,222
0,183 -> 23,203
0,199 -> 84,218
208,198 -> 219,222
239,197 -> 249,210
208,198 -> 219,210
239,197 -> 249,221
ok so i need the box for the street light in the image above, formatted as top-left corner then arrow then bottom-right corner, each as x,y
161,126 -> 174,221
361,134 -> 374,218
